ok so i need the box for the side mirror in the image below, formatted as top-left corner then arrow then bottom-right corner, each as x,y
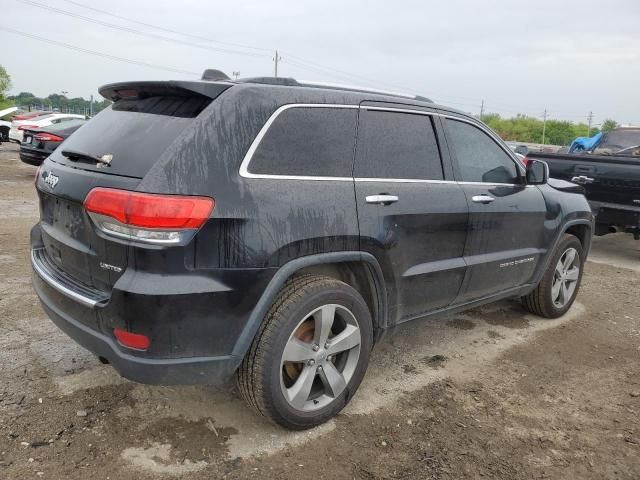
526,159 -> 549,185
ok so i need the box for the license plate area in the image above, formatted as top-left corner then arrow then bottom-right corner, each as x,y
39,193 -> 108,288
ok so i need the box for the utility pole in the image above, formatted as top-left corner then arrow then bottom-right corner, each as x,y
90,94 -> 94,117
541,109 -> 548,145
273,50 -> 282,77
479,100 -> 485,121
587,111 -> 593,136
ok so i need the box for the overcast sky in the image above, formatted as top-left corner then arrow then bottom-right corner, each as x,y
2,0 -> 639,125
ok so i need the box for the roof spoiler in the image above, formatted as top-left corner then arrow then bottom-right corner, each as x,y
99,80 -> 232,102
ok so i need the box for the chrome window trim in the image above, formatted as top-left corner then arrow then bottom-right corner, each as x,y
239,103 -> 359,181
238,103 -> 529,185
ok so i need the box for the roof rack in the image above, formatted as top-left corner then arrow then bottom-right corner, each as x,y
232,75 -> 433,103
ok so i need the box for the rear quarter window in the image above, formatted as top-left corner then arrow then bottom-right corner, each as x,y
247,106 -> 358,177
354,109 -> 444,180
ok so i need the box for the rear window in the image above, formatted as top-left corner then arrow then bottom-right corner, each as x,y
248,107 -> 357,177
113,95 -> 211,118
49,94 -> 212,178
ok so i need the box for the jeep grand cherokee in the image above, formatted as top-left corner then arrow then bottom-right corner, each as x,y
31,72 -> 593,429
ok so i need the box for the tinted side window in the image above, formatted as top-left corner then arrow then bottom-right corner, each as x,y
249,107 -> 357,177
354,110 -> 443,180
446,119 -> 520,184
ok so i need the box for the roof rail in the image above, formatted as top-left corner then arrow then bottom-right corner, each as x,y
234,76 -> 432,103
297,80 -> 432,102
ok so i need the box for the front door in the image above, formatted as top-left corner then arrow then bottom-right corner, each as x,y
354,106 -> 469,323
442,117 -> 547,303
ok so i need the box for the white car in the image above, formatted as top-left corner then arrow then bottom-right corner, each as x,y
9,113 -> 85,143
0,107 -> 18,143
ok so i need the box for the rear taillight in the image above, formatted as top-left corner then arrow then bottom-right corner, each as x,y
34,133 -> 64,142
84,187 -> 214,244
18,124 -> 38,131
521,156 -> 531,166
114,328 -> 150,351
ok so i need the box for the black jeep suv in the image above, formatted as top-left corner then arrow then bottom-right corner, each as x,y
31,73 -> 593,429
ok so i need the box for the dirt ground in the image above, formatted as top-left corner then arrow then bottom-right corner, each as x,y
0,142 -> 638,480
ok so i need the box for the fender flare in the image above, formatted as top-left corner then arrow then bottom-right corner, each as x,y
531,218 -> 594,287
229,251 -> 387,365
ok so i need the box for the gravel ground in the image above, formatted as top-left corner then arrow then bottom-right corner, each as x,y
0,142 -> 638,479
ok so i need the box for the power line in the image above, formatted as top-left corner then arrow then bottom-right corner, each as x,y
30,0 -> 480,105
60,0 -> 272,53
16,0 -> 507,109
15,0 -> 269,59
9,0 -> 619,124
0,26 -> 200,76
282,54 -> 486,105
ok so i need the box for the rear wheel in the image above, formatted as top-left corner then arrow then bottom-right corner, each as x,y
521,234 -> 584,318
237,274 -> 373,430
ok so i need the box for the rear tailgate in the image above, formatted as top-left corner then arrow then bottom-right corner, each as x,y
35,81 -> 231,292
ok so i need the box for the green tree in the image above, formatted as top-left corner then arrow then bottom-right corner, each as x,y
481,112 -> 608,145
601,119 -> 618,133
0,64 -> 12,109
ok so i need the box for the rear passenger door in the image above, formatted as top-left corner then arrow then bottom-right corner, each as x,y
354,105 -> 469,323
442,117 -> 547,302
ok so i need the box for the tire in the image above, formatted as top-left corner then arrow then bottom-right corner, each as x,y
237,274 -> 373,430
521,234 -> 584,318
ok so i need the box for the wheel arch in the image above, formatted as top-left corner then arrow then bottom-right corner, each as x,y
565,222 -> 592,252
531,219 -> 593,287
230,252 -> 387,366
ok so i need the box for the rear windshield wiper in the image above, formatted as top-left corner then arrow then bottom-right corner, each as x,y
61,149 -> 112,167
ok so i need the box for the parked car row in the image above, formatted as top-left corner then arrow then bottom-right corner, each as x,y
19,119 -> 87,166
10,112 -> 86,143
0,108 -> 87,165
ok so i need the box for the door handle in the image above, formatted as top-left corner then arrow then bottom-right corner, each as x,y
571,175 -> 595,185
365,194 -> 399,205
471,194 -> 495,204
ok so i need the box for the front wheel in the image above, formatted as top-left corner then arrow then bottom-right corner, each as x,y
237,274 -> 373,430
521,234 -> 584,318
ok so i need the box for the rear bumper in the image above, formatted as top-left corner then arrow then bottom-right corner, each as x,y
590,200 -> 640,232
34,274 -> 238,385
31,229 -> 277,385
20,146 -> 48,166
9,128 -> 23,143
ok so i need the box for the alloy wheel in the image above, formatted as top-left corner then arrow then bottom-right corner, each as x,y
280,304 -> 361,412
551,247 -> 580,308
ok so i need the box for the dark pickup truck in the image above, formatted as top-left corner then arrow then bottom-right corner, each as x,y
526,128 -> 640,239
